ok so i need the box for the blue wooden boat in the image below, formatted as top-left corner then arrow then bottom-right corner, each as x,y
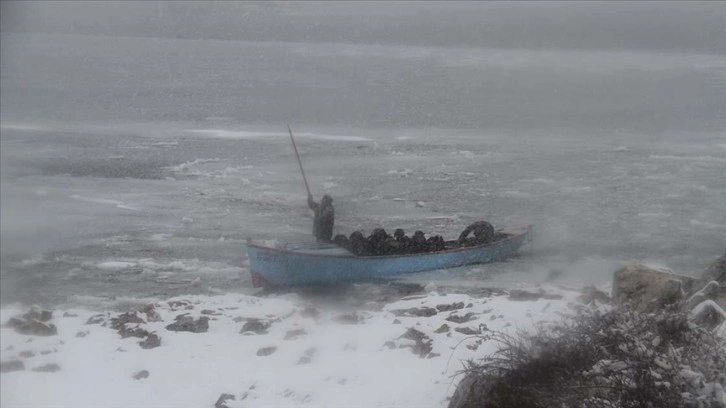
246,225 -> 531,287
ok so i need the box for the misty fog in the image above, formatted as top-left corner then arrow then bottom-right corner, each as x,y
1,2 -> 725,407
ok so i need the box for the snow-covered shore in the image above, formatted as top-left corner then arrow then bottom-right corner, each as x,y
1,285 -> 585,408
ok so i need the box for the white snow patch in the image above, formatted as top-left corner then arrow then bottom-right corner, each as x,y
0,289 -> 579,408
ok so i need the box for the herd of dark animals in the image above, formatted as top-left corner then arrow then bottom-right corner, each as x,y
308,193 -> 506,257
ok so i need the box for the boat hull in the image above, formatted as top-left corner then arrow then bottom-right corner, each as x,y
246,225 -> 530,287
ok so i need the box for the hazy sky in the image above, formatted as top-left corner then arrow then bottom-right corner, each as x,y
2,1 -> 725,54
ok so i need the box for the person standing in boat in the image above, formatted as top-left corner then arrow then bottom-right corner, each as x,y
308,194 -> 334,242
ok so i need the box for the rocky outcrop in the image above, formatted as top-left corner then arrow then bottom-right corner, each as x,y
447,372 -> 500,408
701,255 -> 726,285
613,259 -> 726,337
578,286 -> 611,305
694,255 -> 726,310
612,262 -> 694,312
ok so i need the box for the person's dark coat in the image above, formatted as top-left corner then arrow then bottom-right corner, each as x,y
333,234 -> 350,249
427,235 -> 446,252
368,228 -> 390,255
411,231 -> 427,253
308,194 -> 334,242
349,231 -> 370,256
393,229 -> 411,254
458,221 -> 494,246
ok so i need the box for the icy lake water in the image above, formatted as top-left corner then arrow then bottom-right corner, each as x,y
1,33 -> 725,308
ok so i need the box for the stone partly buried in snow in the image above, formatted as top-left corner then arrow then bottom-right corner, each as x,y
390,307 -> 438,317
332,312 -> 365,325
22,306 -> 53,322
139,333 -> 161,349
11,319 -> 58,336
454,325 -> 486,336
167,299 -> 195,311
166,315 -> 209,333
0,360 -> 25,373
132,369 -> 150,380
141,304 -> 163,322
109,311 -> 161,349
239,319 -> 271,335
436,302 -> 466,312
256,346 -> 277,356
110,312 -> 145,332
215,393 -> 236,408
5,306 -> 58,336
386,328 -> 434,358
32,363 -> 61,373
446,312 -> 478,324
284,329 -> 307,340
613,261 -> 697,312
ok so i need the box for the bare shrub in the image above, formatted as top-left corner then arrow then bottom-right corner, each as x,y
454,304 -> 726,408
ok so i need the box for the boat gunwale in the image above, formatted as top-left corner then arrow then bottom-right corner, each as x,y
246,225 -> 530,260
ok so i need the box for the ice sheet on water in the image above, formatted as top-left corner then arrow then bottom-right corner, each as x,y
68,195 -> 140,211
189,129 -> 370,142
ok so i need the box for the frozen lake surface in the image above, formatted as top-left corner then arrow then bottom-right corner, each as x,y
1,33 -> 725,308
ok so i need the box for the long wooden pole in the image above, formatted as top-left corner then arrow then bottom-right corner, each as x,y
288,125 -> 312,197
